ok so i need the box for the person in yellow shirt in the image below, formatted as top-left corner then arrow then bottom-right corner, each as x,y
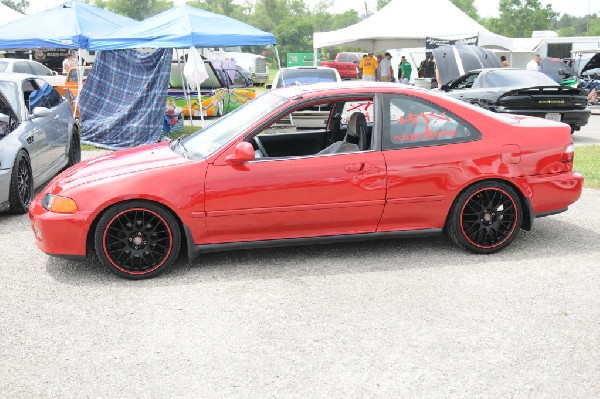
359,52 -> 378,81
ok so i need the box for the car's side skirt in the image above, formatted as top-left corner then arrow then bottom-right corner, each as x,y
184,226 -> 443,260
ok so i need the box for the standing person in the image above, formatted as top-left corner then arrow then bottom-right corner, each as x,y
375,54 -> 383,81
398,56 -> 412,84
358,52 -> 378,81
500,55 -> 509,67
527,54 -> 541,71
423,55 -> 435,78
62,51 -> 77,75
378,52 -> 393,82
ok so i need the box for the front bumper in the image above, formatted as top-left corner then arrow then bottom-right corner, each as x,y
514,171 -> 583,216
29,199 -> 92,256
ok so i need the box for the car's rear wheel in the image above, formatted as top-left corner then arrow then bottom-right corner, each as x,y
67,125 -> 81,167
94,201 -> 181,279
447,181 -> 522,254
8,150 -> 33,214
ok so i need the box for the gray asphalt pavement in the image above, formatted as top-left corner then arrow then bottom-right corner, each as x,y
1,119 -> 599,397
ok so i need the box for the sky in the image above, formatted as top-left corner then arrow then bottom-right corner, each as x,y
26,0 -> 600,17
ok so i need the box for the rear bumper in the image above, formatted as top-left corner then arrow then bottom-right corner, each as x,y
498,108 -> 591,128
514,171 -> 583,216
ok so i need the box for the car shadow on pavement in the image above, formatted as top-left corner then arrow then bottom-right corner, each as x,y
45,216 -> 600,286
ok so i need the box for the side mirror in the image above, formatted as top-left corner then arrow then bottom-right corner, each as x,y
52,71 -> 59,76
32,107 -> 52,118
226,141 -> 255,164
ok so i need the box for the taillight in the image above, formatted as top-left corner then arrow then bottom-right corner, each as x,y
561,144 -> 574,163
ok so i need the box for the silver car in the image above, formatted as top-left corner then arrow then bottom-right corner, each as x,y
0,73 -> 79,214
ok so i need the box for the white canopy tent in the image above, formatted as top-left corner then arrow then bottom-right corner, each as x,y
313,0 -> 512,53
0,4 -> 24,26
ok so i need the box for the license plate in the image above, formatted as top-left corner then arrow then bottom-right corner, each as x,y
545,113 -> 561,121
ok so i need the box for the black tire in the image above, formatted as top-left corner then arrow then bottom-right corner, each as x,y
67,126 -> 81,167
94,200 -> 181,279
8,150 -> 33,214
446,181 -> 522,254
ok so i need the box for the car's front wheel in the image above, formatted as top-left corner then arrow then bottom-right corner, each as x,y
94,201 -> 181,279
447,181 -> 522,254
8,150 -> 33,214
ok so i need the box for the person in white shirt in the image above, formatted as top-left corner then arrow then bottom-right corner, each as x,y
526,54 -> 541,71
378,53 -> 393,82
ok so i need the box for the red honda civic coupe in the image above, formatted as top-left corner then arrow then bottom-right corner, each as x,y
29,82 -> 583,279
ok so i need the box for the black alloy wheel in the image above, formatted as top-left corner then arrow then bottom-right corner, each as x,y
94,201 -> 181,279
447,181 -> 522,254
9,150 -> 33,214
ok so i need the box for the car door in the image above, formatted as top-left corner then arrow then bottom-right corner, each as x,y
377,93 -> 482,232
22,78 -> 55,177
203,99 -> 387,244
34,78 -> 70,169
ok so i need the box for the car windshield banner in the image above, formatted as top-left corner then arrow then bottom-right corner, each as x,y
426,36 -> 478,49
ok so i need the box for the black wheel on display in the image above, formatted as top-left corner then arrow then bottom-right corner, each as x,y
94,201 -> 181,279
67,126 -> 81,167
8,150 -> 33,214
447,181 -> 522,254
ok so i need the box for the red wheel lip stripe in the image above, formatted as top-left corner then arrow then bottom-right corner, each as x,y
459,187 -> 518,249
103,207 -> 173,275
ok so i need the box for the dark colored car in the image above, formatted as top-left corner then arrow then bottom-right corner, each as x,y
433,45 -> 590,134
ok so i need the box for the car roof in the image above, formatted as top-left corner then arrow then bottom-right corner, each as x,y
0,72 -> 38,82
280,66 -> 338,71
271,80 -> 426,96
0,58 -> 45,64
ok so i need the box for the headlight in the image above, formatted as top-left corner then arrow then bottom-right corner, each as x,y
41,194 -> 78,214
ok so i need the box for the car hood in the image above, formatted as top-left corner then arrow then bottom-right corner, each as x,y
48,142 -> 191,192
580,53 -> 600,75
432,45 -> 502,85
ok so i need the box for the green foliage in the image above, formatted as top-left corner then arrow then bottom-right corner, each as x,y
92,0 -> 173,20
449,0 -> 479,20
376,0 -> 392,11
0,0 -> 29,13
485,0 -> 558,38
574,146 -> 600,189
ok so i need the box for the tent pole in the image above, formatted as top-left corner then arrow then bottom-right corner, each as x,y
73,48 -> 83,119
193,47 -> 205,125
275,45 -> 282,70
176,48 -> 193,127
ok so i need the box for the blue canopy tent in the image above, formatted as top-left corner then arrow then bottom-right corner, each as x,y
0,1 -> 136,49
87,4 -> 276,50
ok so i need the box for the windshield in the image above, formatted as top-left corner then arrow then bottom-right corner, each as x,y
179,92 -> 289,159
541,58 -> 575,82
0,80 -> 20,116
484,69 -> 557,88
277,69 -> 338,88
0,62 -> 8,73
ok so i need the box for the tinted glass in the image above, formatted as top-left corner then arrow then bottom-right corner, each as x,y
0,80 -> 19,115
540,58 -> 575,82
484,69 -> 557,87
14,62 -> 33,74
34,80 -> 63,108
382,94 -> 480,150
0,62 -> 8,73
29,62 -> 53,76
277,69 -> 338,87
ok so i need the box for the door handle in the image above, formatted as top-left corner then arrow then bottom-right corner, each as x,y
345,162 -> 371,173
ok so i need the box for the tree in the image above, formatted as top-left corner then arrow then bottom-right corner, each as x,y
1,0 -> 29,13
450,0 -> 479,20
92,0 -> 173,20
486,0 -> 558,38
376,0 -> 391,10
